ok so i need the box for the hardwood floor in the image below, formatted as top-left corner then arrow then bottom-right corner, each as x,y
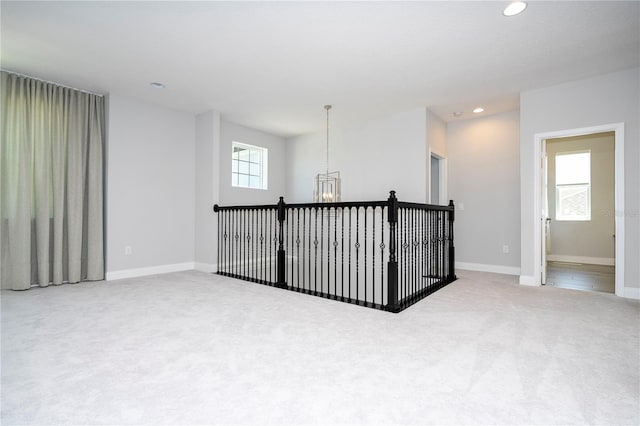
545,261 -> 615,294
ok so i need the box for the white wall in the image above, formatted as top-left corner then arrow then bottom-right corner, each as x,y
426,108 -> 447,158
546,133 -> 615,261
520,68 -> 639,292
106,95 -> 195,277
194,110 -> 221,271
447,110 -> 521,272
286,108 -> 427,203
219,119 -> 286,205
426,109 -> 448,204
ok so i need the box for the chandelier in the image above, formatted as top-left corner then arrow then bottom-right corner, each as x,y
314,105 -> 341,203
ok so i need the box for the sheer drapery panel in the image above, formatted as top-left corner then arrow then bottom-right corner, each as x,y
1,71 -> 104,290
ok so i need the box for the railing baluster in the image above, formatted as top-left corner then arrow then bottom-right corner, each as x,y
217,209 -> 222,273
268,209 -> 272,282
264,210 -> 268,282
289,208 -> 293,286
398,208 -> 403,303
248,210 -> 252,280
320,207 -> 325,295
408,208 -> 412,303
213,192 -> 455,313
403,208 -> 408,304
218,210 -> 222,274
302,208 -> 307,291
297,209 -> 301,287
249,209 -> 252,281
314,208 -> 318,294
246,210 -> 253,278
364,206 -> 367,304
241,210 -> 245,278
333,207 -> 338,299
348,207 -> 352,301
341,207 -> 345,301
259,210 -> 262,282
217,208 -> 221,272
356,207 -> 360,303
328,207 -> 332,298
253,209 -> 256,281
439,208 -> 446,281
233,209 -> 237,277
248,209 -> 252,281
233,210 -> 237,277
411,209 -> 422,300
242,210 -> 247,278
255,210 -> 259,281
309,208 -> 313,292
276,197 -> 286,288
420,209 -> 425,294
233,210 -> 238,277
380,207 -> 385,306
372,207 -> 375,306
430,208 -> 435,289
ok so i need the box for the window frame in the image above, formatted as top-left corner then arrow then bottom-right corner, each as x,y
554,150 -> 591,222
231,141 -> 268,190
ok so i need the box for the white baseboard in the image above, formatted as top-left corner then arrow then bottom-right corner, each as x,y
518,275 -> 539,286
547,255 -> 615,266
622,287 -> 640,300
106,262 -> 195,281
194,262 -> 217,273
456,262 -> 520,276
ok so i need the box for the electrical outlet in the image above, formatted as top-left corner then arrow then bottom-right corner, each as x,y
502,245 -> 509,254
458,202 -> 465,211
125,246 -> 133,255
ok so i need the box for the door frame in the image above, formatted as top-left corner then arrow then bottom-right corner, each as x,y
428,149 -> 447,205
541,142 -> 548,285
533,123 -> 624,296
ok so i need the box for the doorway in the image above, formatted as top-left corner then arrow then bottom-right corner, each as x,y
542,132 -> 615,293
533,123 -> 624,296
429,151 -> 447,205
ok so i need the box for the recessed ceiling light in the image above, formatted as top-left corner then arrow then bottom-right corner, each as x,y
503,1 -> 527,17
473,107 -> 484,113
150,82 -> 166,89
453,111 -> 463,117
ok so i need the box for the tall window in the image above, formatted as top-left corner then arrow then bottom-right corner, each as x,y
555,151 -> 591,221
232,142 -> 268,190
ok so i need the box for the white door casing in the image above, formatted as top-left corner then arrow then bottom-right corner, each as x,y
428,149 -> 447,205
531,123 -> 624,296
541,144 -> 548,285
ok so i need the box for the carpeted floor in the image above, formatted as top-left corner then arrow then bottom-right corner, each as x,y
2,269 -> 639,425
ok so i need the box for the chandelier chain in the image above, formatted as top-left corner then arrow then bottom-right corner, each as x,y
325,105 -> 331,176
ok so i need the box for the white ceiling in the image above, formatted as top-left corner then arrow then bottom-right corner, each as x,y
1,1 -> 638,138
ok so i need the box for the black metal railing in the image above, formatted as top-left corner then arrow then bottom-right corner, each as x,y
214,191 -> 456,313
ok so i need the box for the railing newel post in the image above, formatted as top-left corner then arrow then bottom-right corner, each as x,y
448,200 -> 456,282
387,190 -> 400,312
212,193 -> 455,313
276,196 -> 288,288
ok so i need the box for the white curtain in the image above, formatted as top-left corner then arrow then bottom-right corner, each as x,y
1,71 -> 104,290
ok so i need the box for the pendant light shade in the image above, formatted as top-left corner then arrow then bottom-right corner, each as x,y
314,105 -> 341,203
